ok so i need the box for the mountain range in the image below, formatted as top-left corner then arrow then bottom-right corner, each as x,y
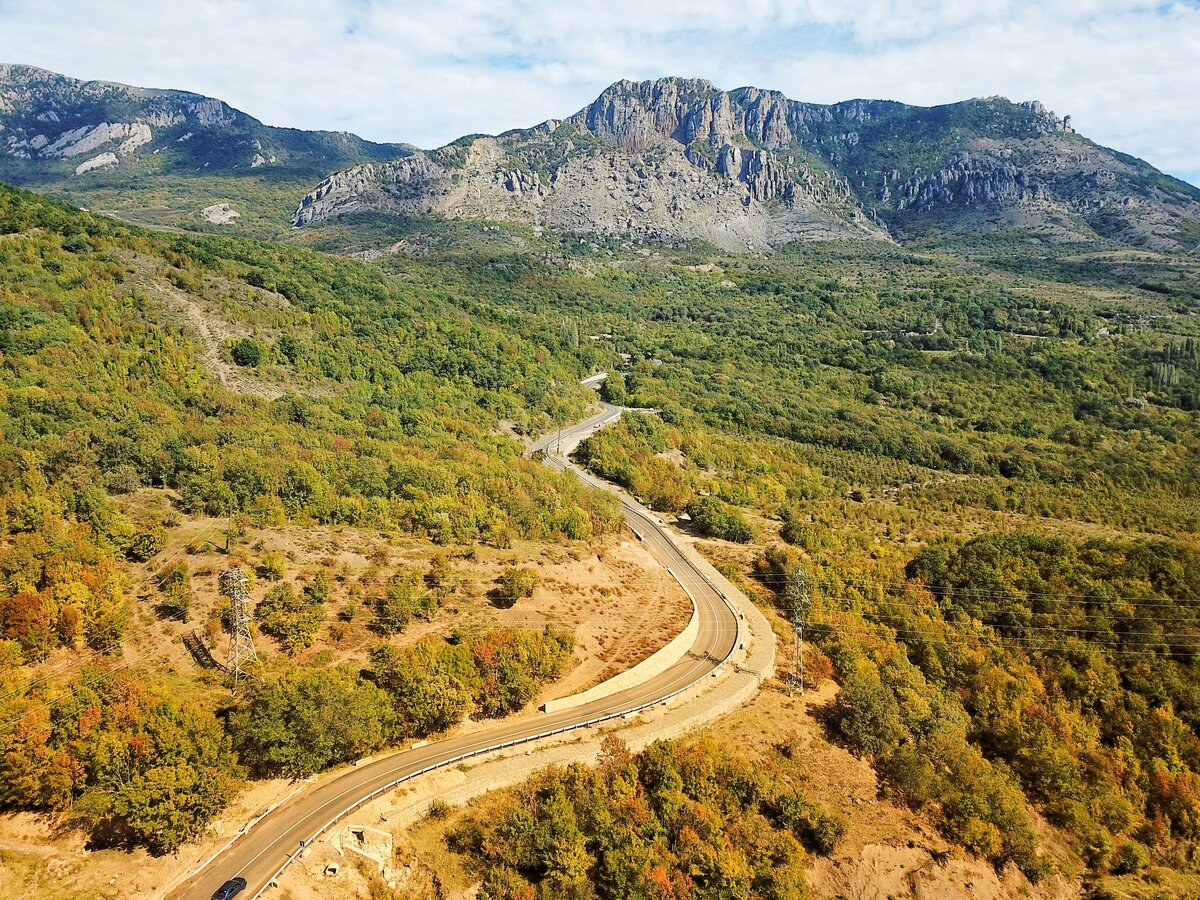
2,65 -> 1199,251
0,63 -> 409,234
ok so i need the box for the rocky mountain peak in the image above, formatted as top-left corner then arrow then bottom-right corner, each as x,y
290,76 -> 1200,252
0,64 -> 410,228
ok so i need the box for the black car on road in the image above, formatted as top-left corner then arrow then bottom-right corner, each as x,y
210,876 -> 247,900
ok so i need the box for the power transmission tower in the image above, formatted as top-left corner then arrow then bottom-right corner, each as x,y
783,568 -> 811,696
220,566 -> 257,695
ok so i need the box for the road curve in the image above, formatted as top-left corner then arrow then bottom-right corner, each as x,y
172,400 -> 741,900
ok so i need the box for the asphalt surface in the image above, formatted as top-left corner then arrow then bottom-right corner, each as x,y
173,400 -> 740,900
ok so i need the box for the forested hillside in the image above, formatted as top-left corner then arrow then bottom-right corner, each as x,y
0,185 -> 623,856
382,231 -> 1197,894
2,176 -> 1199,896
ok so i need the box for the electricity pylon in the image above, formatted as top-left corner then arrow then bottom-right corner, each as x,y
783,568 -> 811,696
220,566 -> 257,694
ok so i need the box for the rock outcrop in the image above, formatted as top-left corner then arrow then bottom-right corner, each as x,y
293,134 -> 880,249
292,78 -> 1200,252
891,154 -> 1047,210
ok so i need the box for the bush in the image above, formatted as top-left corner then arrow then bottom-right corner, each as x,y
106,464 -> 142,494
156,561 -> 193,621
457,737 -> 819,897
256,551 -> 286,581
255,583 -> 324,653
125,526 -> 167,562
1111,839 -> 1150,874
374,569 -> 435,634
685,496 -> 755,543
496,566 -> 540,604
371,644 -> 471,737
229,336 -> 263,367
370,628 -> 572,733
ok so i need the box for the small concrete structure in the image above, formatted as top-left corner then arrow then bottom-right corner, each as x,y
331,823 -> 393,875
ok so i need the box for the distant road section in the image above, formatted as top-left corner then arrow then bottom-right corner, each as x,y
173,387 -> 747,900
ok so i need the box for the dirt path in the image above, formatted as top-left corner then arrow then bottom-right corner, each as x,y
122,251 -> 286,399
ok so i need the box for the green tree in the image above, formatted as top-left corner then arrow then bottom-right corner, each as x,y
370,644 -> 470,736
125,526 -> 167,562
156,561 -> 193,622
255,583 -> 324,653
599,371 -> 627,405
374,568 -> 435,634
230,667 -> 395,777
229,337 -> 263,367
832,672 -> 908,757
496,566 -> 540,605
685,496 -> 755,543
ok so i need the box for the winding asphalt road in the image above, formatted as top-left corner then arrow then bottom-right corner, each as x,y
173,397 -> 741,900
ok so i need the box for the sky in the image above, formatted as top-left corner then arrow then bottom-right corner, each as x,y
0,0 -> 1197,186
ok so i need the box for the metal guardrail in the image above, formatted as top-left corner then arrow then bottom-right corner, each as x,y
256,640 -> 733,896
251,412 -> 744,898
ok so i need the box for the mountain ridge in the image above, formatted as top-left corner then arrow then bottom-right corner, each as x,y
0,63 -> 411,170
0,63 -> 412,235
294,76 -> 1200,252
1,66 -> 1197,251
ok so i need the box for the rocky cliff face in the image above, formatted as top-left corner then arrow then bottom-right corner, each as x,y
292,130 -> 882,249
0,65 -> 242,172
886,154 -> 1047,209
293,78 -> 1200,252
293,78 -> 898,250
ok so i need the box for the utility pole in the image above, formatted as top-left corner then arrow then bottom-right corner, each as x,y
220,566 -> 258,695
784,568 -> 811,696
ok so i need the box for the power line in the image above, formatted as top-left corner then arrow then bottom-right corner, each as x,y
811,620 -> 1200,656
742,572 -> 1200,609
6,522 -> 1196,724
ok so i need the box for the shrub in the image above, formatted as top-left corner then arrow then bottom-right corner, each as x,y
229,336 -> 263,367
685,496 -> 755,543
125,526 -> 167,562
496,566 -> 540,604
1111,839 -> 1150,875
255,583 -> 324,653
256,550 -> 286,581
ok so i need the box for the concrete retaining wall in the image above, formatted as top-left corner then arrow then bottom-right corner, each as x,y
356,593 -> 774,837
542,568 -> 700,714
280,504 -> 779,896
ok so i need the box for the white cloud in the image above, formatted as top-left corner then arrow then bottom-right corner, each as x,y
0,0 -> 1196,183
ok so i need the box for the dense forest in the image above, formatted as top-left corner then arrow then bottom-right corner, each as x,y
544,234 -> 1200,888
424,224 -> 1196,890
453,735 -> 841,900
0,185 -> 616,852
2,178 -> 1200,894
